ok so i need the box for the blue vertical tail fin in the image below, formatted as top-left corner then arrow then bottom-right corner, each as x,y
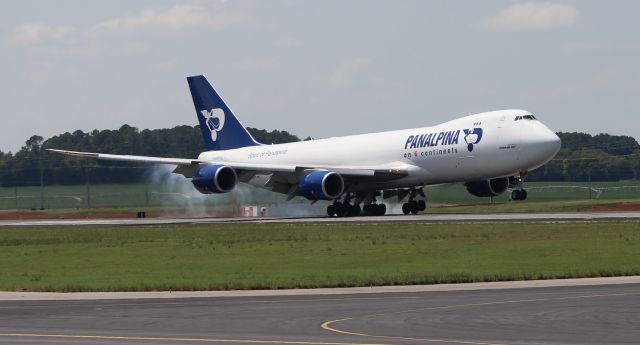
187,75 -> 261,151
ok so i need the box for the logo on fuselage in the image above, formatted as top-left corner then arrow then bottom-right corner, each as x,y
200,108 -> 225,141
404,130 -> 461,150
463,128 -> 483,152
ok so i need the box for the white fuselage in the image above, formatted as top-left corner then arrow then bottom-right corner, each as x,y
198,109 -> 561,192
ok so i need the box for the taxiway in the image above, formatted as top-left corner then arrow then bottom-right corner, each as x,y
1,278 -> 639,345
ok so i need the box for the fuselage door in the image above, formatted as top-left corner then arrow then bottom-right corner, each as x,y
497,115 -> 506,128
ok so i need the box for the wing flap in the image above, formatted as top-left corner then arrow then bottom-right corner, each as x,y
297,165 -> 409,178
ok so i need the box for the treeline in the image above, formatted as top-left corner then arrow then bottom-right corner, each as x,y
528,132 -> 640,181
0,125 -> 301,186
0,126 -> 639,186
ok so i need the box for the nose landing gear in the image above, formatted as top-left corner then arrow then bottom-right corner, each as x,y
510,172 -> 528,201
511,189 -> 528,201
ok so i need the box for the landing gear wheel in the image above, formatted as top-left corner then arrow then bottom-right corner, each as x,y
363,204 -> 375,216
377,203 -> 387,216
346,204 -> 361,217
327,204 -> 336,217
417,200 -> 426,212
511,189 -> 528,201
364,204 -> 386,216
402,203 -> 411,215
409,200 -> 419,214
334,202 -> 346,217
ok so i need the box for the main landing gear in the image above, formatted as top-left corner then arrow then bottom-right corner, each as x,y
326,188 -> 428,217
327,193 -> 362,217
363,203 -> 386,216
401,188 -> 426,215
326,192 -> 387,217
326,201 -> 361,217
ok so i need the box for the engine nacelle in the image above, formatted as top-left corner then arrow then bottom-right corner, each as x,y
298,170 -> 344,200
191,165 -> 237,194
465,177 -> 509,197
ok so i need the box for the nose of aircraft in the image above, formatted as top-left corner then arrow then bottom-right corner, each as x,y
540,127 -> 561,158
519,123 -> 561,168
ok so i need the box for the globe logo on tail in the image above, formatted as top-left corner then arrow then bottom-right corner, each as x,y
200,108 -> 225,141
463,128 -> 483,152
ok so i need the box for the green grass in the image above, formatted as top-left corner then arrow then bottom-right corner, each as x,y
425,180 -> 640,203
1,222 -> 639,292
427,198 -> 640,213
1,180 -> 639,211
2,181 -> 639,217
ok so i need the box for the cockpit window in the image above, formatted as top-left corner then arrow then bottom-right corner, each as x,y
515,115 -> 536,121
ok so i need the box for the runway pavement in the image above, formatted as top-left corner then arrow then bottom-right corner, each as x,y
1,211 -> 640,227
1,279 -> 639,345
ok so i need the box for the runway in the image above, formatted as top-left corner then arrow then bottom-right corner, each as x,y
1,211 -> 640,226
1,279 -> 639,345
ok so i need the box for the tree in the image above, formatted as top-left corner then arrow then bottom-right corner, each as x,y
25,135 -> 44,153
247,128 -> 300,144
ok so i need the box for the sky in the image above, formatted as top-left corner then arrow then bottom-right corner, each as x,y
1,0 -> 638,153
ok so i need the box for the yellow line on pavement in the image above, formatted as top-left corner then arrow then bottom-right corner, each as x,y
320,291 -> 640,345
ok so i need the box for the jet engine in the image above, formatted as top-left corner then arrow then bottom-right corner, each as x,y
298,170 -> 344,200
464,177 -> 509,197
191,165 -> 237,194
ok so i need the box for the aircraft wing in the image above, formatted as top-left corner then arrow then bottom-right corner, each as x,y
48,149 -> 200,166
46,149 -> 409,180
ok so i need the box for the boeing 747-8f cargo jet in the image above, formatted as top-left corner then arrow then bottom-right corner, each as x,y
49,75 -> 561,216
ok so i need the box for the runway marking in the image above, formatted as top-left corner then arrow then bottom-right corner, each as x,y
0,333 -> 395,345
321,291 -> 640,345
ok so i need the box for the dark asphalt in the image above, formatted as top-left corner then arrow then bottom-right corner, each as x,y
1,284 -> 639,345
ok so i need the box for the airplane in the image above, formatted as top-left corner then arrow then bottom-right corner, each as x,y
48,75 -> 561,217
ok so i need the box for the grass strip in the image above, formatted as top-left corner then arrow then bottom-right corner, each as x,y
0,222 -> 638,292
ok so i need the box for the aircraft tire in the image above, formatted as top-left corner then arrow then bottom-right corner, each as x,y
377,203 -> 387,216
327,204 -> 336,217
511,189 -> 522,200
409,200 -> 419,214
402,203 -> 411,215
521,189 -> 528,200
417,200 -> 426,212
351,204 -> 362,217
